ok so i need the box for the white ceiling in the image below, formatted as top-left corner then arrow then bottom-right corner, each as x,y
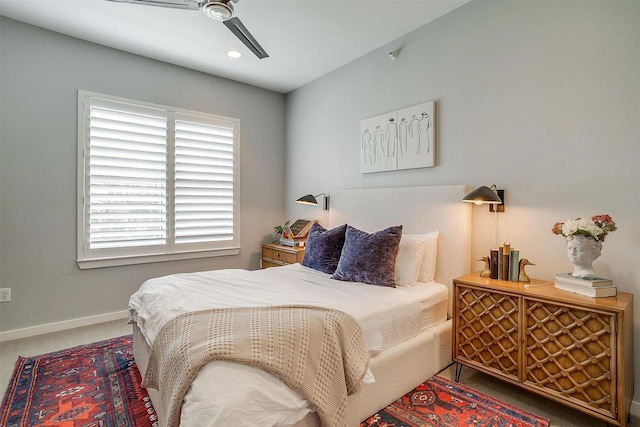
0,0 -> 470,93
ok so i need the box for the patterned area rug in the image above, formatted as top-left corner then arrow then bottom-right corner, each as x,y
0,335 -> 155,427
361,375 -> 549,427
1,335 -> 549,427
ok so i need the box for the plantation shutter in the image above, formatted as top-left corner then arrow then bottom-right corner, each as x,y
78,91 -> 240,268
174,113 -> 235,247
88,99 -> 168,251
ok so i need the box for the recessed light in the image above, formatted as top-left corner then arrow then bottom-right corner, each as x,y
226,50 -> 242,59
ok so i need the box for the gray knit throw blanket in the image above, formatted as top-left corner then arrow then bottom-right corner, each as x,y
143,305 -> 370,427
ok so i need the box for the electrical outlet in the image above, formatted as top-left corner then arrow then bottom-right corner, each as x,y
0,288 -> 11,302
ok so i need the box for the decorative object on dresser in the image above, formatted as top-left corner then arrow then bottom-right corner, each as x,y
273,220 -> 291,236
288,219 -> 315,238
453,272 -> 633,427
274,218 -> 315,246
483,242 -> 534,283
478,255 -> 491,277
261,242 -> 305,268
553,280 -> 617,298
551,214 -> 618,296
551,214 -> 617,279
518,258 -> 535,283
554,272 -> 617,298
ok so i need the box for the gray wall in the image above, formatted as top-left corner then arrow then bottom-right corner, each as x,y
0,17 -> 286,332
285,0 -> 640,409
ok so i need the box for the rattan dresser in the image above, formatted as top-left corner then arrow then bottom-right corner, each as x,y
453,272 -> 633,426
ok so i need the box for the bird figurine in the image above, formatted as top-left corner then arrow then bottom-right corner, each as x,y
519,258 -> 535,283
478,255 -> 491,278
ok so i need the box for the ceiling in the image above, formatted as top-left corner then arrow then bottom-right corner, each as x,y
0,0 -> 470,94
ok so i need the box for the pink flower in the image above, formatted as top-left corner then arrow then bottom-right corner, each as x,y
551,222 -> 564,235
592,214 -> 615,227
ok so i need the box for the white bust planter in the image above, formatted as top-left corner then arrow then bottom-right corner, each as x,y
566,234 -> 602,279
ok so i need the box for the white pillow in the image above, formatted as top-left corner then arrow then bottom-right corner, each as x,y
394,234 -> 427,287
418,231 -> 439,283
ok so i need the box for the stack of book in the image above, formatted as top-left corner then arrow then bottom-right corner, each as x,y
554,273 -> 617,297
489,243 -> 521,281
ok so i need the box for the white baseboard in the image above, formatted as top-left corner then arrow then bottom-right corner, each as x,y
630,399 -> 640,422
0,310 -> 129,343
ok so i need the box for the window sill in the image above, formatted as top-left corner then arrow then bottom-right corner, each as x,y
77,247 -> 240,270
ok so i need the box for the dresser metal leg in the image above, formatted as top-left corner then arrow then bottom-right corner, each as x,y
454,363 -> 463,382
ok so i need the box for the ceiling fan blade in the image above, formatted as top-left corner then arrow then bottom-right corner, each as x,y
223,17 -> 269,59
105,0 -> 199,10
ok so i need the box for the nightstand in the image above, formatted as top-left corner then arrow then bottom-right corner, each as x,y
452,272 -> 633,426
261,242 -> 305,269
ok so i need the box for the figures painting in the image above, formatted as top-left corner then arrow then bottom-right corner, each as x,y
360,101 -> 435,173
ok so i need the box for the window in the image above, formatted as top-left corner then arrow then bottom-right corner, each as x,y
77,91 -> 240,269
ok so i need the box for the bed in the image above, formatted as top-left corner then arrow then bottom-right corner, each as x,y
130,184 -> 472,427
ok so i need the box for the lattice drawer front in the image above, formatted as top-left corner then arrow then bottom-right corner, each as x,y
456,287 -> 519,379
525,300 -> 615,416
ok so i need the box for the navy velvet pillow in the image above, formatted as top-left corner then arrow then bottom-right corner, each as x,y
331,224 -> 403,287
301,223 -> 347,274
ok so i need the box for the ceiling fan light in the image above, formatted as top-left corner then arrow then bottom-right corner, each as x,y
202,1 -> 233,21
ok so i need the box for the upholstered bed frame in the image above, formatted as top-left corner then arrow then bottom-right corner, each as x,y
132,184 -> 472,426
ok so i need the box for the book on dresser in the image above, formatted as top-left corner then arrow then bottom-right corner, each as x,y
554,273 -> 612,287
554,280 -> 617,297
508,249 -> 519,281
490,244 -> 520,281
490,249 -> 499,279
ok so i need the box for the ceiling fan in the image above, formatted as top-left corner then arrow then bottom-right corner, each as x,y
105,0 -> 269,59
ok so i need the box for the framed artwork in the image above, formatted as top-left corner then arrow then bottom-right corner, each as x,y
360,100 -> 434,173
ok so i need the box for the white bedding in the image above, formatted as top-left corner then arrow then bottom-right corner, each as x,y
130,263 -> 448,355
129,263 -> 448,426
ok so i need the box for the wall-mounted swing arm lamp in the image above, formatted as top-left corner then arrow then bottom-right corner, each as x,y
462,185 -> 504,212
462,184 -> 505,249
296,193 -> 330,210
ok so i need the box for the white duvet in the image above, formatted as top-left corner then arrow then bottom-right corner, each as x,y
129,264 -> 448,426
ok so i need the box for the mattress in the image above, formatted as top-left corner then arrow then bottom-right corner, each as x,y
129,263 -> 449,426
129,263 -> 448,355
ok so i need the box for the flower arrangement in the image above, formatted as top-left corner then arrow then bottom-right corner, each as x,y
551,214 -> 617,242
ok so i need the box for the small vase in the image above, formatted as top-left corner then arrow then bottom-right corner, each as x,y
566,234 -> 602,279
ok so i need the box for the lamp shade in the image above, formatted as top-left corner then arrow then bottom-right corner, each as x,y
297,193 -> 329,210
296,194 -> 318,205
462,186 -> 502,205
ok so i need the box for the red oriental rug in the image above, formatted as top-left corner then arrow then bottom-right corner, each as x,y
0,335 -> 155,427
361,375 -> 549,427
1,335 -> 549,427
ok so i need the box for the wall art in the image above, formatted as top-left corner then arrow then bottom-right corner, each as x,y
360,100 -> 434,173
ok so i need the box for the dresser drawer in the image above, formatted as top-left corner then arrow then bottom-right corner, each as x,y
262,247 -> 297,264
261,243 -> 305,268
261,259 -> 283,269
